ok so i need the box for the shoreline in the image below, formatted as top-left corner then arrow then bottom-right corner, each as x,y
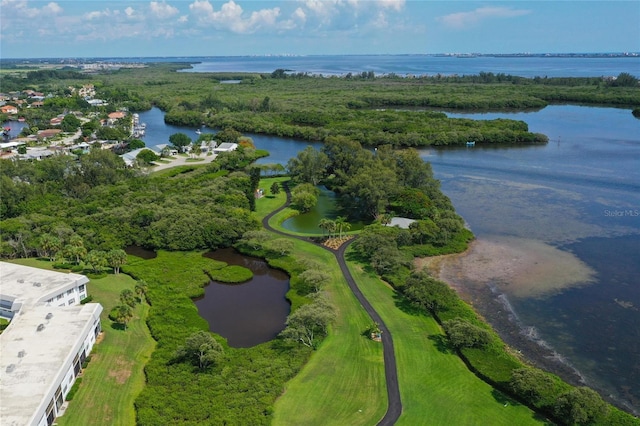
415,237 -> 620,407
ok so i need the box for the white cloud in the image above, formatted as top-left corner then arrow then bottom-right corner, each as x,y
43,2 -> 62,14
372,11 -> 388,29
150,1 -> 179,20
294,0 -> 405,32
189,0 -> 214,21
1,0 -> 62,18
438,6 -> 531,30
377,0 -> 405,12
189,0 -> 282,34
293,7 -> 307,24
85,8 -> 115,21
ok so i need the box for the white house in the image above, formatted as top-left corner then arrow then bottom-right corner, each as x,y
212,142 -> 238,154
0,262 -> 103,426
386,217 -> 417,229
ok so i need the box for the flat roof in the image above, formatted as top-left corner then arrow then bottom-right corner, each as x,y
0,262 -> 89,307
0,303 -> 103,425
387,217 -> 417,229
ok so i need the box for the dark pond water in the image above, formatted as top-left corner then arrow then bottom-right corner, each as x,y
195,248 -> 290,348
137,104 -> 640,412
124,245 -> 157,259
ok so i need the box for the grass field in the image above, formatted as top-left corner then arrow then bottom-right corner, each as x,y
9,258 -> 155,426
271,239 -> 387,425
256,176 -> 290,219
345,257 -> 550,425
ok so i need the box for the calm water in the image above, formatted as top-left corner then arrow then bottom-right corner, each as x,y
419,105 -> 640,412
183,55 -> 640,78
136,82 -> 639,411
196,249 -> 290,348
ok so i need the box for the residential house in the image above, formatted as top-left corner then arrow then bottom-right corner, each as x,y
212,142 -> 238,154
37,129 -> 62,140
49,116 -> 64,126
1,105 -> 18,115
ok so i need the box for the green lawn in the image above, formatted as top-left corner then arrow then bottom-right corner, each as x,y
256,177 -> 290,219
9,259 -> 155,426
345,257 -> 550,425
272,241 -> 387,426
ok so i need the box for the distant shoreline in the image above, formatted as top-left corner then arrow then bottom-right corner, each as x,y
2,52 -> 639,62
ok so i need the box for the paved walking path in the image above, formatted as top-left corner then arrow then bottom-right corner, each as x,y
262,184 -> 402,425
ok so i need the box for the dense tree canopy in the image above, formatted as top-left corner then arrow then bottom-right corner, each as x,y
0,148 -> 263,257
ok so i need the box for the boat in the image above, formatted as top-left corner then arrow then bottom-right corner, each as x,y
195,129 -> 202,135
466,141 -> 476,147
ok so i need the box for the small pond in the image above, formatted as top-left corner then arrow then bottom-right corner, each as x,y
281,186 -> 368,234
124,245 -> 157,259
195,248 -> 290,348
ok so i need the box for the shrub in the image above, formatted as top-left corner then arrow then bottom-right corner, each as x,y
53,262 -> 74,270
442,318 -> 492,349
554,387 -> 609,426
208,265 -> 253,283
65,378 -> 82,401
80,295 -> 94,304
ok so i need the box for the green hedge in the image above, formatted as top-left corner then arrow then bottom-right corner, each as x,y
65,378 -> 82,401
208,265 -> 253,283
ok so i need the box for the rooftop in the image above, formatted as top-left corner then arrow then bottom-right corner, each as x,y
0,262 -> 89,308
0,303 -> 103,425
387,217 -> 417,229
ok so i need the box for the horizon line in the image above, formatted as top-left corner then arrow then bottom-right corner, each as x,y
2,52 -> 639,61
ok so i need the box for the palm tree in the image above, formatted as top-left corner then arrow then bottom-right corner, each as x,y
340,221 -> 351,239
114,304 -> 133,330
318,218 -> 336,237
335,216 -> 351,239
134,280 -> 148,302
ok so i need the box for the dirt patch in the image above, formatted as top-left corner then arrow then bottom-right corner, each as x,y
108,356 -> 133,385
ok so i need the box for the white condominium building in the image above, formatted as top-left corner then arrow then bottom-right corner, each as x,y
0,262 -> 104,426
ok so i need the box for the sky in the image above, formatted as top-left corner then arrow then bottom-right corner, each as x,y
1,0 -> 638,58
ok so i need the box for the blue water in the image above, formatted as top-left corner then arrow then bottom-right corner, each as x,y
418,105 -> 640,412
182,54 -> 640,78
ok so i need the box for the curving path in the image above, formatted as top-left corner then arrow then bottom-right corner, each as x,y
262,184 -> 402,426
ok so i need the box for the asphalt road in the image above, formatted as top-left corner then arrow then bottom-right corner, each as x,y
262,185 -> 402,425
